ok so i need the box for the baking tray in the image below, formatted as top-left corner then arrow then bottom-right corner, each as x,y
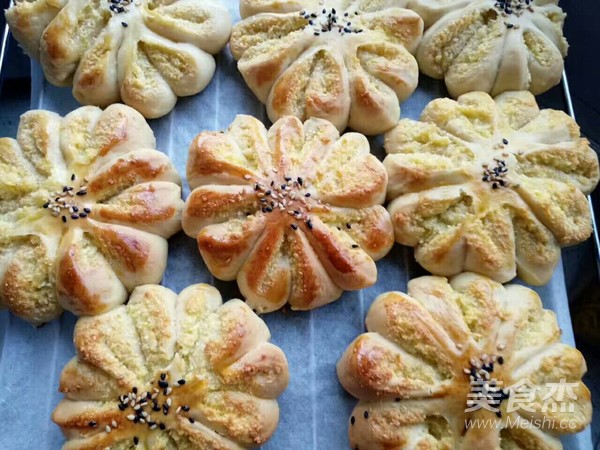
0,2 -> 595,448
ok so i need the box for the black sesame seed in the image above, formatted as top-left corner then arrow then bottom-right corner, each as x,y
76,190 -> 87,196
62,216 -> 67,223
305,193 -> 311,197
350,416 -> 355,425
158,380 -> 168,389
163,405 -> 169,415
71,174 -> 76,181
133,437 -> 139,445
43,202 -> 50,208
284,176 -> 292,182
496,411 -> 502,418
83,207 -> 91,213
363,411 -> 369,419
395,398 -> 400,402
178,379 -> 186,385
291,224 -> 298,231
498,356 -> 504,365
133,387 -> 138,394
306,220 -> 313,230
503,139 -> 509,145
352,244 -> 359,249
159,423 -> 166,430
298,177 -> 303,186
182,405 -> 190,412
118,404 -> 126,411
189,417 -> 195,424
122,21 -> 128,27
89,421 -> 97,427
346,223 -> 351,229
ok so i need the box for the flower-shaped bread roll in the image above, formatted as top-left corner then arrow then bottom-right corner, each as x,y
384,91 -> 599,286
230,0 -> 424,135
415,0 -> 569,97
0,104 -> 183,325
53,283 -> 289,449
5,0 -> 231,118
337,273 -> 592,450
182,115 -> 394,313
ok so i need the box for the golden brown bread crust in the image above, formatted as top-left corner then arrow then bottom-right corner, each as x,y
0,104 -> 183,325
5,0 -> 232,118
384,91 -> 600,286
231,1 -> 423,135
52,283 -> 289,449
182,114 -> 394,313
337,273 -> 592,450
415,0 -> 569,97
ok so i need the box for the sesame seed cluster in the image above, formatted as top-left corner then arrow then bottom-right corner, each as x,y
299,8 -> 363,37
91,373 -> 194,445
464,347 -> 509,417
42,173 -> 92,223
494,0 -> 535,29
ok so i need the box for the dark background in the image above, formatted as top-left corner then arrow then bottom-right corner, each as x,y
1,0 -> 599,447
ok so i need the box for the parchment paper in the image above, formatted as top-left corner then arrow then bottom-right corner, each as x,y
0,1 -> 593,448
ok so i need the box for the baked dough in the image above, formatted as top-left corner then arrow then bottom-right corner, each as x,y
0,104 -> 183,325
337,272 -> 592,450
230,0 -> 423,135
5,0 -> 232,118
415,0 -> 569,97
182,114 -> 394,313
384,91 -> 599,286
53,283 -> 289,449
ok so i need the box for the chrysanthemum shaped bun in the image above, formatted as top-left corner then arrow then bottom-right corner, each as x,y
53,283 -> 289,449
384,91 -> 599,286
337,273 -> 592,450
182,115 -> 394,313
0,104 -> 183,325
416,0 -> 569,97
5,0 -> 232,118
230,0 -> 423,135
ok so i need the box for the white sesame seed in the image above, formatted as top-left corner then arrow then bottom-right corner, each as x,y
112,420 -> 118,428
497,343 -> 506,351
456,343 -> 463,350
244,174 -> 252,180
463,368 -> 471,374
152,393 -> 158,400
166,387 -> 172,396
127,415 -> 135,421
176,406 -> 181,414
134,405 -> 140,410
141,411 -> 148,417
106,425 -> 111,433
150,424 -> 157,430
140,418 -> 145,424
167,398 -> 172,406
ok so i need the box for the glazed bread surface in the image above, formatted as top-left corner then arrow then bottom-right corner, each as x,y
337,272 -> 592,450
183,114 -> 394,313
0,104 -> 183,325
231,0 -> 424,135
415,0 -> 569,97
5,0 -> 232,118
384,91 -> 600,286
53,283 -> 290,449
